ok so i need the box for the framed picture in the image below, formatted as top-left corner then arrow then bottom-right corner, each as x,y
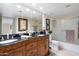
18,18 -> 28,31
46,19 -> 50,31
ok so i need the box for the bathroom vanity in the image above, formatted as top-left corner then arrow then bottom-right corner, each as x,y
0,35 -> 49,56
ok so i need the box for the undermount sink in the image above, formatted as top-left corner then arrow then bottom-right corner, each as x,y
0,39 -> 18,44
38,34 -> 44,36
21,35 -> 31,39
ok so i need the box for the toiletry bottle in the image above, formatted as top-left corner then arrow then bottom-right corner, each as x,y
7,34 -> 9,39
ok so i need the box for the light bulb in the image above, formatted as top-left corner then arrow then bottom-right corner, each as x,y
17,5 -> 21,9
26,8 -> 30,11
32,3 -> 36,6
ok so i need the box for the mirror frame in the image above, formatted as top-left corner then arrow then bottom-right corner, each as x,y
18,18 -> 28,31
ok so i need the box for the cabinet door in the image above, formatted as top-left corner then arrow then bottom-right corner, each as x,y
37,39 -> 49,56
7,46 -> 25,56
37,40 -> 45,56
25,42 -> 38,56
43,39 -> 49,55
38,44 -> 46,56
26,42 -> 37,50
26,49 -> 37,56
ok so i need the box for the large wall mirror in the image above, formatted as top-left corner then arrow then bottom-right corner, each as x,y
0,3 -> 42,35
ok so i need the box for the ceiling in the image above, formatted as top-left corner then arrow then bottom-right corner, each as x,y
22,3 -> 79,17
0,3 -> 42,19
0,3 -> 79,19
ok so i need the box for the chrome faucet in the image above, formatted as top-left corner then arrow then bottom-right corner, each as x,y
12,35 -> 13,39
2,36 -> 4,41
7,34 -> 9,39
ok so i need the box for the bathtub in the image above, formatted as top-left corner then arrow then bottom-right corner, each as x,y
50,40 -> 79,56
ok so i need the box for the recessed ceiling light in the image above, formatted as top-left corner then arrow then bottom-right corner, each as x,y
26,8 -> 30,11
40,7 -> 43,10
33,11 -> 36,14
17,5 -> 21,8
32,3 -> 36,6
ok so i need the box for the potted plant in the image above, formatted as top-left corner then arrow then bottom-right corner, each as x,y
49,30 -> 52,34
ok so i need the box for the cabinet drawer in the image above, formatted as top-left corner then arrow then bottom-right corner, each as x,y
26,49 -> 37,56
26,42 -> 37,50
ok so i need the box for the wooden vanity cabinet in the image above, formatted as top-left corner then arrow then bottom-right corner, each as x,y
7,46 -> 25,56
37,38 -> 49,56
0,35 -> 49,56
25,41 -> 38,56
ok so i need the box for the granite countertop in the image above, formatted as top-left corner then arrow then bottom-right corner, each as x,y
0,35 -> 45,46
0,36 -> 33,46
0,38 -> 28,46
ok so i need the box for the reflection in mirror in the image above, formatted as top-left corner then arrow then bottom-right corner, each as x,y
0,3 -> 42,40
0,3 -> 42,34
0,3 -> 43,40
